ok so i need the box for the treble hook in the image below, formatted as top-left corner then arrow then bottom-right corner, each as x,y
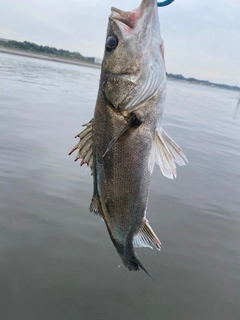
158,0 -> 174,7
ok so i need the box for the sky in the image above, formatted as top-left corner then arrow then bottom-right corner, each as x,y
0,0 -> 239,86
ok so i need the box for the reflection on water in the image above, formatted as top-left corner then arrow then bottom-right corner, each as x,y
0,52 -> 240,320
233,94 -> 240,120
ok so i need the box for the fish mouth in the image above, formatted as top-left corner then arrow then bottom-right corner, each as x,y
110,0 -> 157,29
111,7 -> 135,29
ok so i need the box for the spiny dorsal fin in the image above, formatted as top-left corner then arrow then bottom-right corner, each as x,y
133,220 -> 161,251
69,119 -> 93,172
148,128 -> 188,179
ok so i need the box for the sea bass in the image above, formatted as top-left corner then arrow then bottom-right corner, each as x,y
69,0 -> 187,276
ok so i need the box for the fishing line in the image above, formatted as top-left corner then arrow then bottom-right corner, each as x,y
157,0 -> 174,7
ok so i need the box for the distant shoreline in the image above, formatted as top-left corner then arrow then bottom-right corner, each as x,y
1,46 -> 239,92
0,47 -> 101,70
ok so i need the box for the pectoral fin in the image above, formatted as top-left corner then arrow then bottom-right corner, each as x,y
148,128 -> 188,179
69,119 -> 93,172
133,220 -> 161,251
103,113 -> 142,157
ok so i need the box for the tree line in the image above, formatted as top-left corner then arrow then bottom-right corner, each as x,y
1,39 -> 239,91
166,73 -> 240,92
0,40 -> 95,63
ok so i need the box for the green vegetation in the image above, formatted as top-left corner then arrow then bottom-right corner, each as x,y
0,39 -> 239,91
166,73 -> 240,92
0,40 -> 95,63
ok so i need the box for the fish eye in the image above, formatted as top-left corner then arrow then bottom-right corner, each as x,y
105,36 -> 118,52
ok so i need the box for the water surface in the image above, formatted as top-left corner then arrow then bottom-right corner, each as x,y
0,53 -> 240,320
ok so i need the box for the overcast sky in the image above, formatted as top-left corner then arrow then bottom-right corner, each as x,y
0,0 -> 239,86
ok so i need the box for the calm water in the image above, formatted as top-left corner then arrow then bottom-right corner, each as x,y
0,52 -> 240,320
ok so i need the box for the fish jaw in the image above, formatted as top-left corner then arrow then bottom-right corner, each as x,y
110,0 -> 160,41
102,0 -> 166,112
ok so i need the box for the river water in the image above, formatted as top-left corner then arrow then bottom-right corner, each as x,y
0,52 -> 240,320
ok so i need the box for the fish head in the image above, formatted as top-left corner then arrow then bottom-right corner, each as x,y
102,0 -> 166,112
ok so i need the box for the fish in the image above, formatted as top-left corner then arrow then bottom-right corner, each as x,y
69,0 -> 187,277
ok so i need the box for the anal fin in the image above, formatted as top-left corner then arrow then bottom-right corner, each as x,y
133,220 -> 161,251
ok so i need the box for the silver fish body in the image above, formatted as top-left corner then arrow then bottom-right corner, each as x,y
70,0 -> 187,276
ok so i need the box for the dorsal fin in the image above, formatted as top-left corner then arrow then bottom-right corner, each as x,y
133,220 -> 161,251
69,119 -> 93,173
89,195 -> 104,219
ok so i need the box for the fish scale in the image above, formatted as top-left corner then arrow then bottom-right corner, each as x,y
70,0 -> 187,277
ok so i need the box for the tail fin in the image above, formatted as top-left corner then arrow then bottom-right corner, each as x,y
128,254 -> 154,281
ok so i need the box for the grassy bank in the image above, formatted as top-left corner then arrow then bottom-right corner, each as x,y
0,46 -> 101,69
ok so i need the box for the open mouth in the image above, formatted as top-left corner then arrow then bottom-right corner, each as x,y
111,7 -> 135,29
110,0 -> 156,30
